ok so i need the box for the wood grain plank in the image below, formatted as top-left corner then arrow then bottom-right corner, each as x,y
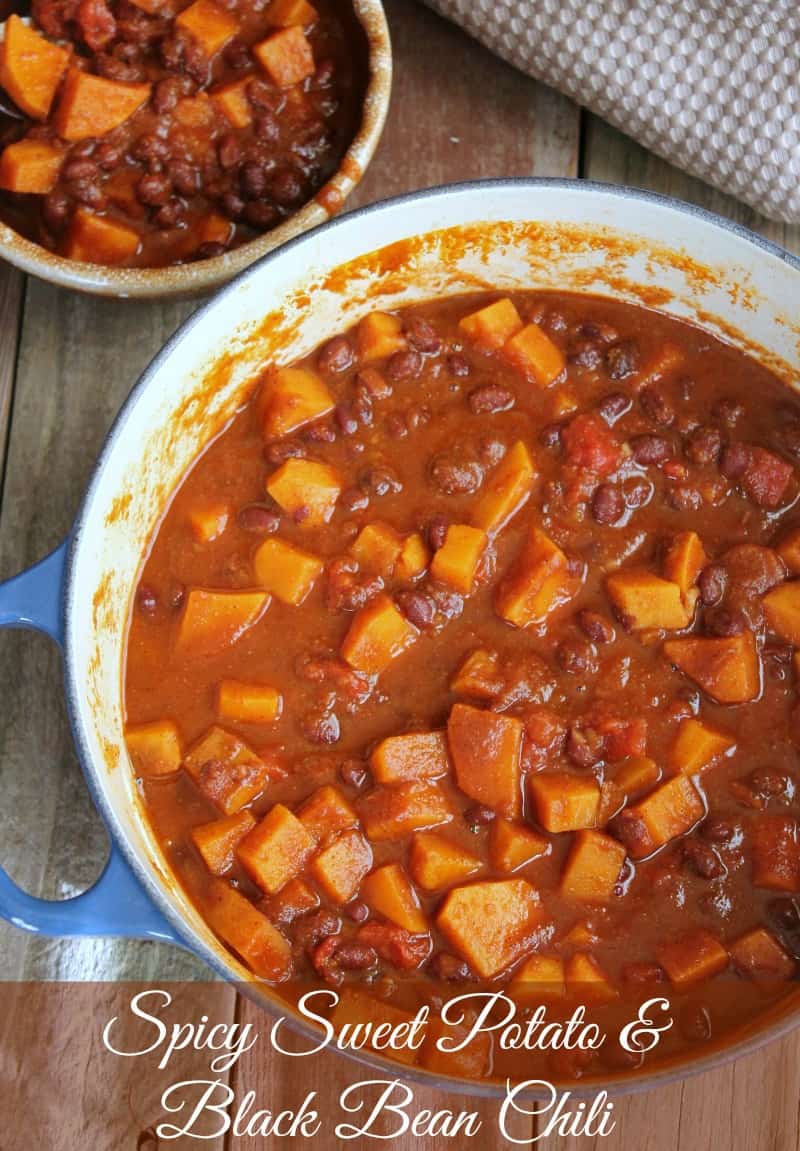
0,264 -> 23,499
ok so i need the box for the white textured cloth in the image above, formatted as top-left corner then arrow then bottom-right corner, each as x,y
424,0 -> 800,223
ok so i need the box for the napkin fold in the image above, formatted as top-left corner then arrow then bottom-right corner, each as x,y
424,0 -> 800,223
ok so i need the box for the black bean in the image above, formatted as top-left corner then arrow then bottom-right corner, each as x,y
697,563 -> 726,606
468,383 -> 515,414
631,434 -> 671,465
396,590 -> 436,629
318,336 -> 354,374
605,340 -> 640,380
597,392 -> 631,424
592,483 -> 625,524
640,386 -> 675,426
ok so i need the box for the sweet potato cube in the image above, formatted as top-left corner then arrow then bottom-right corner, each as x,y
612,774 -> 704,859
639,341 -> 685,387
237,803 -> 315,894
216,679 -> 282,725
330,991 -> 420,1067
267,0 -> 319,25
297,784 -> 357,846
125,720 -> 182,777
183,726 -> 274,814
203,879 -> 291,981
751,815 -> 800,892
188,502 -> 229,543
357,781 -> 452,841
561,830 -> 627,902
63,208 -> 141,265
450,647 -> 502,700
253,537 -> 322,605
254,25 -> 315,87
266,458 -> 341,526
659,928 -> 728,987
395,532 -> 429,581
730,927 -> 795,982
606,569 -> 693,631
408,831 -> 482,891
340,593 -> 418,675
421,1012 -> 490,1078
495,527 -> 577,628
504,323 -> 566,387
670,716 -> 735,776
210,78 -> 252,128
176,0 -> 239,56
777,527 -> 800,574
370,730 -> 449,784
356,310 -> 406,361
763,582 -> 800,645
310,828 -> 373,904
448,703 -> 523,819
176,588 -> 269,657
490,819 -> 551,873
263,877 -> 319,924
191,809 -> 256,875
259,366 -> 334,440
362,863 -> 427,934
566,953 -> 617,1001
0,140 -> 63,194
437,878 -> 544,980
54,70 -> 150,140
472,441 -> 535,534
430,524 -> 487,594
0,15 -> 70,119
613,755 -> 660,798
662,531 -> 708,597
549,385 -> 578,418
459,298 -> 522,350
511,954 -> 566,1000
350,521 -> 404,575
529,772 -> 600,834
663,632 -> 760,704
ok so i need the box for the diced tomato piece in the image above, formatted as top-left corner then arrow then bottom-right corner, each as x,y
596,716 -> 648,761
561,413 -> 622,477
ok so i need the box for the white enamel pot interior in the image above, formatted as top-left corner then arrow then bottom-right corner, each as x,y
65,179 -> 800,1097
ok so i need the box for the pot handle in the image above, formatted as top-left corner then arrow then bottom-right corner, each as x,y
0,542 -> 183,944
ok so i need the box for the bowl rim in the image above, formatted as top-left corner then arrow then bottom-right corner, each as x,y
65,176 -> 800,1100
0,0 -> 392,299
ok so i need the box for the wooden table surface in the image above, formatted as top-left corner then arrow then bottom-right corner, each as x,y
1,3 -> 799,1147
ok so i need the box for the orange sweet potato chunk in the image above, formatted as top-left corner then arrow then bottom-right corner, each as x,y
175,588 -> 269,657
0,15 -> 70,119
237,803 -> 315,894
297,784 -> 357,846
310,828 -> 373,904
408,831 -> 482,890
663,632 -> 760,704
670,716 -> 735,775
528,772 -> 600,834
176,0 -> 239,56
395,532 -> 429,581
191,809 -> 256,875
0,140 -> 63,193
54,70 -> 150,140
356,310 -> 406,361
730,927 -> 795,982
421,1011 -> 491,1078
763,582 -> 800,645
188,502 -> 229,543
370,730 -> 449,784
511,954 -> 566,1000
357,781 -> 452,841
472,441 -> 535,534
259,366 -> 334,440
125,720 -> 182,777
565,952 -> 617,1001
612,774 -> 704,859
614,755 -> 660,798
449,647 -> 502,700
264,877 -> 319,923
659,928 -> 728,987
340,593 -> 418,675
447,703 -> 523,819
183,726 -> 275,814
63,208 -> 142,265
254,25 -> 315,87
210,78 -> 252,128
751,815 -> 800,892
216,679 -> 282,725
203,878 -> 291,981
777,527 -> 800,575
503,322 -> 566,387
437,878 -> 544,980
662,531 -> 708,597
606,569 -> 693,631
267,0 -> 319,25
362,863 -> 428,934
253,537 -> 322,605
350,521 -> 404,575
561,830 -> 627,902
330,990 -> 420,1067
266,458 -> 341,526
495,527 -> 577,628
459,298 -> 522,350
490,818 -> 550,873
430,524 -> 487,594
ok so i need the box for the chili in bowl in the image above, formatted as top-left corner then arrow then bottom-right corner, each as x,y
1,181 -> 799,1097
0,0 -> 390,296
